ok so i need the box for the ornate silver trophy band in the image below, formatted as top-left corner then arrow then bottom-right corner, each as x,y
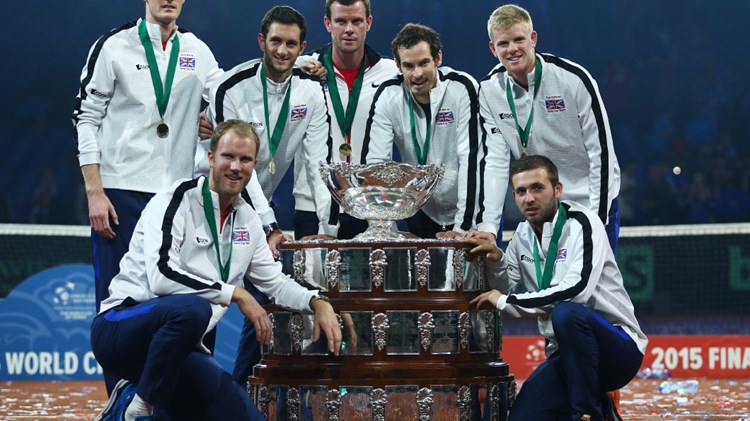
250,382 -> 517,421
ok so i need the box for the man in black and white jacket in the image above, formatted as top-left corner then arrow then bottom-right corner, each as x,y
92,120 -> 341,421
468,154 -> 645,421
362,23 -> 483,239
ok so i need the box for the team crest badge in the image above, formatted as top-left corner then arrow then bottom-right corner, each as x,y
179,54 -> 196,70
290,105 -> 308,121
545,96 -> 566,112
232,228 -> 251,245
436,109 -> 455,126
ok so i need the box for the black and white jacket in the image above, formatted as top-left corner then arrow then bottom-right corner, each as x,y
487,200 -> 647,357
362,66 -> 484,231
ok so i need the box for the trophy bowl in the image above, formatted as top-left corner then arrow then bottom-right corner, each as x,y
319,161 -> 444,240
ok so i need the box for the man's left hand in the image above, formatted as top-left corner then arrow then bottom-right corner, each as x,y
311,299 -> 342,355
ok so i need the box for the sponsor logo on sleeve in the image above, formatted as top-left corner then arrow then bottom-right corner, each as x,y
90,88 -> 109,99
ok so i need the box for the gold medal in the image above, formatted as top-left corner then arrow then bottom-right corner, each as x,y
339,143 -> 352,157
156,122 -> 169,138
521,149 -> 528,158
269,159 -> 276,175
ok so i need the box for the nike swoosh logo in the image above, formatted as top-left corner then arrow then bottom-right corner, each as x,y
371,83 -> 381,88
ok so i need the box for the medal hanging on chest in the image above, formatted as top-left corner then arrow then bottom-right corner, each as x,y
506,57 -> 542,156
338,143 -> 352,157
260,65 -> 291,175
322,45 -> 366,162
156,122 -> 169,138
138,20 -> 179,139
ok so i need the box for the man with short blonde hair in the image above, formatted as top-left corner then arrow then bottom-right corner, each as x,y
477,4 -> 622,253
92,120 -> 341,420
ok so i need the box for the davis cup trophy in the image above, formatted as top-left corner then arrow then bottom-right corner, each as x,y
319,161 -> 445,240
248,162 -> 515,420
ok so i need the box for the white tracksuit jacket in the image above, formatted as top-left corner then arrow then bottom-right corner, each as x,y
294,44 -> 398,222
478,53 -> 620,234
196,59 -> 335,236
100,177 -> 318,343
486,200 -> 647,357
362,66 -> 484,231
73,18 -> 222,193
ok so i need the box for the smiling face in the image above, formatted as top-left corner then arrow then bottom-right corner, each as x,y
259,22 -> 306,82
144,0 -> 184,27
511,167 -> 562,233
208,129 -> 257,208
489,22 -> 537,86
397,41 -> 441,104
325,1 -> 372,56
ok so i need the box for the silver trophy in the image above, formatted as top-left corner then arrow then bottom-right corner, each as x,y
319,161 -> 444,240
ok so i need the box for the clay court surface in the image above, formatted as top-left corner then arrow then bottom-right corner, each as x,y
1,379 -> 749,419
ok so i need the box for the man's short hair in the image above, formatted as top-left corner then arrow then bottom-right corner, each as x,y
210,120 -> 260,156
261,5 -> 307,43
326,0 -> 371,19
487,4 -> 533,39
391,23 -> 442,65
510,154 -> 559,186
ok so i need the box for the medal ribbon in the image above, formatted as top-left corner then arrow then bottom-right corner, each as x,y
505,57 -> 542,151
202,179 -> 233,283
408,93 -> 431,165
138,19 -> 180,121
321,45 -> 366,141
532,203 -> 567,290
260,65 -> 292,158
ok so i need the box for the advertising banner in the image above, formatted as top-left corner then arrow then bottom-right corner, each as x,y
503,335 -> 750,380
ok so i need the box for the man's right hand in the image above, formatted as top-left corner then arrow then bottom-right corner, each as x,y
198,109 -> 213,140
232,287 -> 273,344
87,190 -> 118,240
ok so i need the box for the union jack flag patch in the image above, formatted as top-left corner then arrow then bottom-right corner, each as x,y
436,109 -> 455,125
290,105 -> 308,121
232,229 -> 251,244
179,54 -> 196,70
545,96 -> 565,112
556,248 -> 568,262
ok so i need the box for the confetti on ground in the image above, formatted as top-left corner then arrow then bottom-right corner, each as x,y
0,379 -> 748,419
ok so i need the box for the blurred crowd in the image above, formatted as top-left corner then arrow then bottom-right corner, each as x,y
1,1 -> 748,228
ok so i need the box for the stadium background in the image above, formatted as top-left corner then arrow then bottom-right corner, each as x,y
0,0 -> 749,417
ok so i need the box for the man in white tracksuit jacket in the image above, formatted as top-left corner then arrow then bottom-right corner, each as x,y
468,154 -> 645,420
196,6 -> 336,242
294,0 -> 399,239
91,120 -> 341,421
73,0 -> 223,395
477,5 -> 621,253
363,23 -> 483,238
